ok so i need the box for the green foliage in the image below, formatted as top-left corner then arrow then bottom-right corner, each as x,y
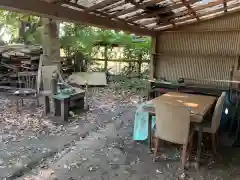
0,10 -> 41,43
0,10 -> 151,76
60,23 -> 98,56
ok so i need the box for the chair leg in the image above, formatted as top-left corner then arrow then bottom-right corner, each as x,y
16,100 -> 19,112
181,144 -> 188,168
187,138 -> 193,160
21,99 -> 24,107
153,138 -> 159,162
211,133 -> 217,155
36,96 -> 40,106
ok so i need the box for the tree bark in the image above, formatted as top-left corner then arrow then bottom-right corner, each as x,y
104,46 -> 108,72
42,18 -> 60,66
138,54 -> 142,77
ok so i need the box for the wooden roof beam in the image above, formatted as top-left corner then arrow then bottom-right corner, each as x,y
126,0 -> 199,22
137,0 -> 232,27
147,0 -> 232,28
156,1 -> 240,30
193,0 -> 231,11
100,1 -> 126,12
66,1 -> 142,27
0,0 -> 156,36
114,0 -> 164,17
180,0 -> 200,21
85,0 -> 121,12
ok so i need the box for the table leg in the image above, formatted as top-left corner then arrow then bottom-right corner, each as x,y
44,96 -> 50,115
16,99 -> 19,112
61,98 -> 69,121
148,113 -> 152,153
54,99 -> 61,116
196,126 -> 203,170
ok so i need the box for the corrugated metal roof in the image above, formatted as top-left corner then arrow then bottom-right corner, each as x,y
3,0 -> 240,34
59,0 -> 240,31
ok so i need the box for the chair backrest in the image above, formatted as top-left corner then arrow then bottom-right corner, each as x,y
18,71 -> 38,89
155,102 -> 191,145
211,92 -> 226,133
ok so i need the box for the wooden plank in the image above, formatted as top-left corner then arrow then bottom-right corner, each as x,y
66,1 -> 141,27
126,0 -> 199,22
113,0 -> 164,17
0,0 -> 155,36
163,28 -> 240,32
92,58 -> 149,62
180,0 -> 200,21
85,0 -> 120,12
101,1 -> 126,11
192,0 -> 228,11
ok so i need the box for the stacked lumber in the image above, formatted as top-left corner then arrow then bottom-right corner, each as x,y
0,44 -> 42,72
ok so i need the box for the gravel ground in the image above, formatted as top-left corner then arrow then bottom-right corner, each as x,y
0,87 -> 240,179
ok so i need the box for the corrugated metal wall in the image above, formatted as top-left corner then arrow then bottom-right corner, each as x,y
156,13 -> 240,88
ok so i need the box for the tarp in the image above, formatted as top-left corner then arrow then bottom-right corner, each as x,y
68,72 -> 107,86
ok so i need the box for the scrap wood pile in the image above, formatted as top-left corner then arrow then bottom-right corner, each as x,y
0,44 -> 42,86
0,44 -> 42,73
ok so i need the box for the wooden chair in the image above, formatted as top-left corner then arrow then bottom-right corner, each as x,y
17,71 -> 39,107
153,102 -> 194,168
195,92 -> 226,154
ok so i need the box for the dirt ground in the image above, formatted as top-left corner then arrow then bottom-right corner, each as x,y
0,87 -> 239,180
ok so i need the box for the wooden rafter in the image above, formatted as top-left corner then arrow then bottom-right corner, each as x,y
66,1 -> 142,27
180,0 -> 200,21
100,1 -> 126,11
1,0 -> 240,33
140,18 -> 158,26
177,1 -> 240,25
156,1 -> 240,30
124,0 -> 229,26
114,0 -> 164,17
126,0 -> 199,22
223,0 -> 227,12
139,9 -> 190,26
141,0 -> 232,28
193,0 -> 231,11
0,0 -> 155,36
85,0 -> 121,12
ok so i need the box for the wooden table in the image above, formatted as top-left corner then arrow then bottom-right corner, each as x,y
144,92 -> 217,168
43,88 -> 85,121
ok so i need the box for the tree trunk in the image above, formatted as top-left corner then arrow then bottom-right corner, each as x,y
138,54 -> 142,77
104,46 -> 108,72
42,18 -> 60,66
74,51 -> 82,72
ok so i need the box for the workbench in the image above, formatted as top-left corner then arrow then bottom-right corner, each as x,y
44,88 -> 85,121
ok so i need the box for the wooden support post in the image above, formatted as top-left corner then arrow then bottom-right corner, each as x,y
44,96 -> 50,115
85,81 -> 89,111
61,98 -> 70,121
149,36 -> 158,80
